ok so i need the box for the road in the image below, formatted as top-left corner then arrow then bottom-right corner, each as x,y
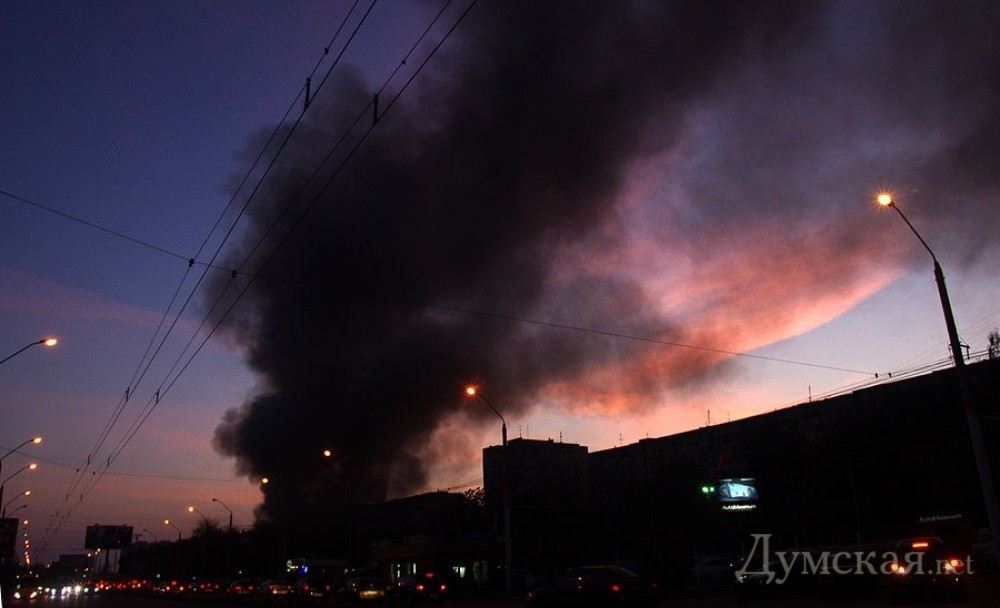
5,590 -> 997,608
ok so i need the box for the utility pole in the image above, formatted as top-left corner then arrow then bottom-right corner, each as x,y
880,194 -> 1000,559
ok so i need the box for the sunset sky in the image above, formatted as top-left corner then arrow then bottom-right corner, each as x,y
2,0 -> 999,561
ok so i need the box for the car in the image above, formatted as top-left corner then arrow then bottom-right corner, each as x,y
191,578 -> 226,594
887,537 -> 970,603
527,566 -> 656,606
338,576 -> 387,603
295,574 -> 339,599
228,578 -> 259,595
387,571 -> 449,605
260,578 -> 297,596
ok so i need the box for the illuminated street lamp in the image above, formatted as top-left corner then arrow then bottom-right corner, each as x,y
1,436 -> 42,465
186,505 -> 205,518
163,519 -> 182,542
464,385 -> 512,596
878,192 -> 1000,558
1,463 -> 38,517
3,489 -> 31,517
260,477 -> 270,485
1,337 -> 58,368
2,463 -> 38,486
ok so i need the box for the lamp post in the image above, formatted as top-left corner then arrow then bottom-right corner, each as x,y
0,462 -> 37,515
320,447 -> 355,566
0,440 -> 42,503
1,463 -> 38,486
0,436 -> 42,508
141,528 -> 159,542
465,386 -> 512,596
163,519 -> 181,541
211,498 -> 234,577
878,193 -> 1000,558
3,490 -> 31,517
211,498 -> 233,531
0,337 -> 58,367
7,504 -> 27,517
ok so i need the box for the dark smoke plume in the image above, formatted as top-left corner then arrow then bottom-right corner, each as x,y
209,0 -> 814,520
210,0 -> 1000,526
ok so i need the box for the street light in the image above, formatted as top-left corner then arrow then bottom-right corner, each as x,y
3,489 -> 31,517
260,477 -> 270,485
141,528 -> 159,542
1,462 -> 38,515
163,519 -> 182,542
0,337 -> 58,367
2,463 -> 38,485
6,504 -> 27,517
464,385 -> 512,596
186,505 -> 205,518
878,192 -> 1000,559
211,498 -> 234,530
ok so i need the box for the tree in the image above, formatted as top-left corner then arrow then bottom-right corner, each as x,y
989,329 -> 1000,360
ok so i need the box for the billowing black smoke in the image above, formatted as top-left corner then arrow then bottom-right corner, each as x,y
209,0 -> 815,521
210,0 -> 1000,530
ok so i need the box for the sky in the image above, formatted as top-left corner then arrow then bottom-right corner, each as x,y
1,0 -> 999,561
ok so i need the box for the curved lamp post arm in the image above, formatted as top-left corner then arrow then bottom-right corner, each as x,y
211,498 -> 234,530
1,338 -> 57,367
887,202 -> 938,263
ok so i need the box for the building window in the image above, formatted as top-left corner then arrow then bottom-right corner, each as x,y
391,562 -> 417,582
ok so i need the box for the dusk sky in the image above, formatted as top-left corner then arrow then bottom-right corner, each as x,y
2,0 -> 999,561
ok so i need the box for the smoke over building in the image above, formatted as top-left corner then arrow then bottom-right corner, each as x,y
207,0 -> 1000,529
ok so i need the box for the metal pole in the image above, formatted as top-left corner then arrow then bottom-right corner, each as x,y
0,341 -> 40,367
477,393 -> 512,596
502,421 -> 512,597
888,202 -> 1000,560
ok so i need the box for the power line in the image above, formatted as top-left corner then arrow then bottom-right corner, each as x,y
39,1 -> 380,551
71,0 -> 478,517
97,0 -> 469,477
96,0 -> 383,475
0,188 -> 228,270
0,446 -> 243,483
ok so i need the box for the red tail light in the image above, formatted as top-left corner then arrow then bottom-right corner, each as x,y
415,584 -> 425,591
611,584 -> 621,592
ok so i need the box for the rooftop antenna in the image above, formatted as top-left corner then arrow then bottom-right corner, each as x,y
618,432 -> 623,447
808,385 -> 812,402
707,409 -> 712,426
559,431 -> 563,443
519,425 -> 522,439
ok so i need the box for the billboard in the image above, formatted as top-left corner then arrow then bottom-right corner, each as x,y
85,525 -> 133,550
717,478 -> 759,511
0,517 -> 19,559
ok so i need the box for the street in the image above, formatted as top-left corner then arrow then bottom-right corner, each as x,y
9,582 -> 1000,608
